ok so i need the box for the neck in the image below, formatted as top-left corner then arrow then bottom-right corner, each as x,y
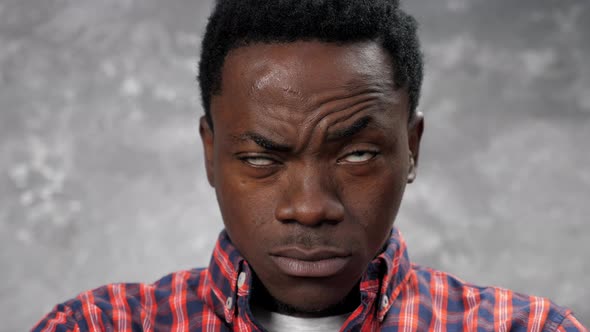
250,275 -> 360,318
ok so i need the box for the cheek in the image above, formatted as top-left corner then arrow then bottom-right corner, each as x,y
359,183 -> 405,257
215,163 -> 277,239
215,183 -> 265,261
340,161 -> 407,233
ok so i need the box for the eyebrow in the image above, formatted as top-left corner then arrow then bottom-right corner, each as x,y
326,116 -> 372,141
233,132 -> 293,152
233,116 -> 375,151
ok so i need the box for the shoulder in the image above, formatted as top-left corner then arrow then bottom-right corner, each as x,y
405,264 -> 587,332
32,268 -> 210,332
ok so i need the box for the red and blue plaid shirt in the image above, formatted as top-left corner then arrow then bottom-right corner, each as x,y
33,229 -> 587,331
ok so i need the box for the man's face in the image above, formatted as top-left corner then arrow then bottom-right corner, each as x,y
200,41 -> 423,314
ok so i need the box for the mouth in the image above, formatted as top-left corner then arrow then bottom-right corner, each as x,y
269,247 -> 352,278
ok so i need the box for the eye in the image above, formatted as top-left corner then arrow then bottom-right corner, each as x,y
240,156 -> 277,167
340,150 -> 379,164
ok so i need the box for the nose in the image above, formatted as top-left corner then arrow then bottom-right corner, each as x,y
274,165 -> 345,227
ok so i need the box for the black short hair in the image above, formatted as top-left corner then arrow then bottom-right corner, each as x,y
198,0 -> 423,128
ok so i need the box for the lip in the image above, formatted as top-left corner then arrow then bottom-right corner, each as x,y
269,247 -> 351,278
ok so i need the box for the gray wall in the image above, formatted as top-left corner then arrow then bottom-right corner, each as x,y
1,0 -> 588,330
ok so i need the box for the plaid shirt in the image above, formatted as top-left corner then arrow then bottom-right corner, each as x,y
33,229 -> 587,332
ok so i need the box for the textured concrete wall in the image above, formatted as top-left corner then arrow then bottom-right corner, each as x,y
1,0 -> 589,330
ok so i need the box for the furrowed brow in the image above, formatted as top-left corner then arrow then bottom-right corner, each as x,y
326,116 -> 372,141
233,132 -> 293,152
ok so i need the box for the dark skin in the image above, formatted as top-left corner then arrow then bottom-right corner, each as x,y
200,40 -> 424,317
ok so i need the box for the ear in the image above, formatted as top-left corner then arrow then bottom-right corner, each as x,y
199,116 -> 215,187
407,111 -> 424,183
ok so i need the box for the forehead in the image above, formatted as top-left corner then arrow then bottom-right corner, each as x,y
210,41 -> 408,141
219,40 -> 396,103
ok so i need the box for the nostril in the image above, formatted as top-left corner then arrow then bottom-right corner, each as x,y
274,167 -> 344,226
275,195 -> 345,226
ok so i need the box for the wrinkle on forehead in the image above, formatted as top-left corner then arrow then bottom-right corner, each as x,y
251,86 -> 399,153
218,41 -> 406,151
245,73 -> 403,153
299,88 -> 398,151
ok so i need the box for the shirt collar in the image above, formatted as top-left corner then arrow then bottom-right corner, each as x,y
362,228 -> 412,321
203,228 -> 412,324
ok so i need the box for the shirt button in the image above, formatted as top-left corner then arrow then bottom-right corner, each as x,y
225,297 -> 233,310
381,296 -> 389,309
237,272 -> 246,288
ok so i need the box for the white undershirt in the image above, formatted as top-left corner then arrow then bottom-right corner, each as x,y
252,306 -> 350,332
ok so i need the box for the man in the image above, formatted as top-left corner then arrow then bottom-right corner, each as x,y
33,0 -> 587,331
